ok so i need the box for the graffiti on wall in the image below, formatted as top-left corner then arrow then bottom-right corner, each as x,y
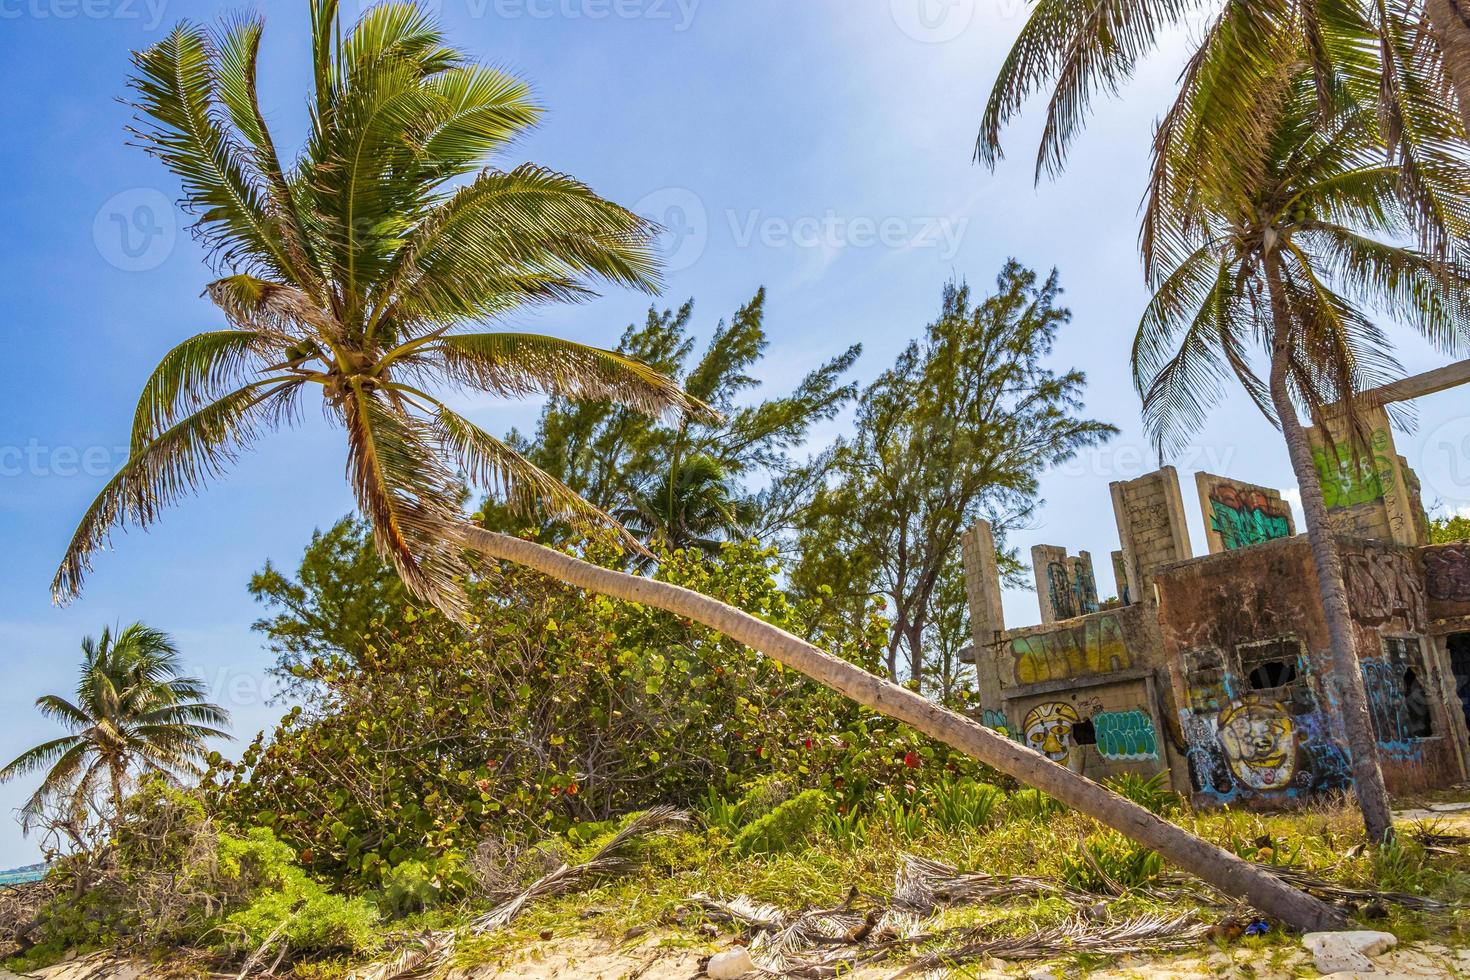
981,709 -> 1010,736
1022,702 -> 1079,762
1208,485 -> 1293,550
1093,709 -> 1159,761
1011,614 -> 1130,685
1313,428 -> 1395,509
1181,713 -> 1234,794
1343,549 -> 1426,629
1045,561 -> 1078,621
1424,545 -> 1470,603
1180,643 -> 1353,804
1217,698 -> 1296,790
1043,558 -> 1101,622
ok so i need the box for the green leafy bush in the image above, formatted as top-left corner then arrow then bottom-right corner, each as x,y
733,789 -> 828,856
1007,787 -> 1066,821
1060,831 -> 1164,893
1103,771 -> 1181,816
210,540 -> 997,887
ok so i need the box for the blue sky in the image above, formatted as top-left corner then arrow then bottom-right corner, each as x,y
1,0 -> 1466,868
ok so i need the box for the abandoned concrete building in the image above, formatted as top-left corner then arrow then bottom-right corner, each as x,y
960,382 -> 1470,811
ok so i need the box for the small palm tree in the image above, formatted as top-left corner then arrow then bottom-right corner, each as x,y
1137,57 -> 1470,839
51,0 -> 1343,929
614,453 -> 751,561
0,624 -> 230,835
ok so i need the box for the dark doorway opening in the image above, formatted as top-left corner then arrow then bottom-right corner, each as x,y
1449,633 -> 1470,734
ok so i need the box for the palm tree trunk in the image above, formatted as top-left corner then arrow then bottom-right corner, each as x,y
1425,0 -> 1470,131
1264,261 -> 1394,842
456,525 -> 1347,931
108,759 -> 127,841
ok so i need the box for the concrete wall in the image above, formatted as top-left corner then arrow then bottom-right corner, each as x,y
977,604 -> 1188,791
1153,537 -> 1466,809
960,466 -> 1470,812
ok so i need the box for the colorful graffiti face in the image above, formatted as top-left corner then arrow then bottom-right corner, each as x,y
1217,699 -> 1295,790
1023,702 -> 1080,762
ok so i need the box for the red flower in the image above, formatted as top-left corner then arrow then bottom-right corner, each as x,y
567,782 -> 579,796
803,738 -> 814,750
903,751 -> 920,769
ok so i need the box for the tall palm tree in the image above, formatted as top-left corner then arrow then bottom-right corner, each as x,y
0,624 -> 230,835
979,0 -> 1468,260
1137,56 -> 1470,839
51,0 -> 1344,928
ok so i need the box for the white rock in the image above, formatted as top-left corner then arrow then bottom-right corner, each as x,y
1303,930 -> 1398,974
706,946 -> 756,979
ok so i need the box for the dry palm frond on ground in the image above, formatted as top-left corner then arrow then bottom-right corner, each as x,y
894,853 -> 1085,910
472,806 -> 689,932
893,914 -> 1207,977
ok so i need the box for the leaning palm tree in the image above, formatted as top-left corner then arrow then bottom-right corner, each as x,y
52,0 -> 1344,928
1137,54 -> 1470,839
0,624 -> 230,835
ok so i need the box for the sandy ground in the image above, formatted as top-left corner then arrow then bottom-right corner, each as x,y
12,805 -> 1470,979
10,933 -> 1470,979
442,934 -> 1470,979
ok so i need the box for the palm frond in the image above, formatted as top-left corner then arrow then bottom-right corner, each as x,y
978,0 -> 1197,173
419,331 -> 706,419
130,329 -> 287,449
1306,222 -> 1470,352
380,165 -> 661,327
53,380 -> 302,603
32,695 -> 92,732
341,384 -> 471,616
430,400 -> 630,536
213,14 -> 323,290
128,23 -> 298,279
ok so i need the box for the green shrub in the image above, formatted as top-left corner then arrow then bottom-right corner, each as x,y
871,793 -> 926,840
1103,771 -> 1181,816
217,828 -> 380,956
733,789 -> 828,856
1007,787 -> 1065,821
378,857 -> 464,917
929,780 -> 1004,831
1060,831 -> 1163,893
211,542 -> 996,888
